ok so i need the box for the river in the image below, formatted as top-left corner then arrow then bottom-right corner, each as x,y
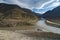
36,18 -> 60,34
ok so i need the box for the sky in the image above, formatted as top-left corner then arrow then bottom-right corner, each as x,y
0,0 -> 60,14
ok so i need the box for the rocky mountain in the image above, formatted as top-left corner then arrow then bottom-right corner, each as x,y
42,6 -> 60,24
0,3 -> 39,27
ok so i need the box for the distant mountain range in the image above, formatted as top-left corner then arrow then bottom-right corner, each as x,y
0,3 -> 40,27
42,6 -> 60,24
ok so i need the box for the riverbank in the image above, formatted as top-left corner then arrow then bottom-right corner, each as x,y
36,19 -> 60,34
0,30 -> 60,40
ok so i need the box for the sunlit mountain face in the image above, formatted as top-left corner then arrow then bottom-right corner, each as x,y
0,0 -> 60,14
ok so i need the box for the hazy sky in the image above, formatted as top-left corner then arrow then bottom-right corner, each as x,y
0,0 -> 60,14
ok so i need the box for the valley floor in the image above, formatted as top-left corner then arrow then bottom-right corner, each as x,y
0,30 -> 59,40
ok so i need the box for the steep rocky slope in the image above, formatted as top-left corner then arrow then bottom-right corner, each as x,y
0,3 -> 38,28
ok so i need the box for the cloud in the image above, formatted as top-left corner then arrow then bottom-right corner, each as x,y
0,0 -> 49,9
0,0 -> 60,14
32,0 -> 60,14
18,0 -> 49,8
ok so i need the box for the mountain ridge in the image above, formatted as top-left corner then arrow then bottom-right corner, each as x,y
0,3 -> 39,27
42,6 -> 60,24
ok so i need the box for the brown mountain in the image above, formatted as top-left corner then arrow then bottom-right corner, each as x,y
0,3 -> 38,28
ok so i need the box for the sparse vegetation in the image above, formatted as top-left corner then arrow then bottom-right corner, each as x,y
0,3 -> 38,28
